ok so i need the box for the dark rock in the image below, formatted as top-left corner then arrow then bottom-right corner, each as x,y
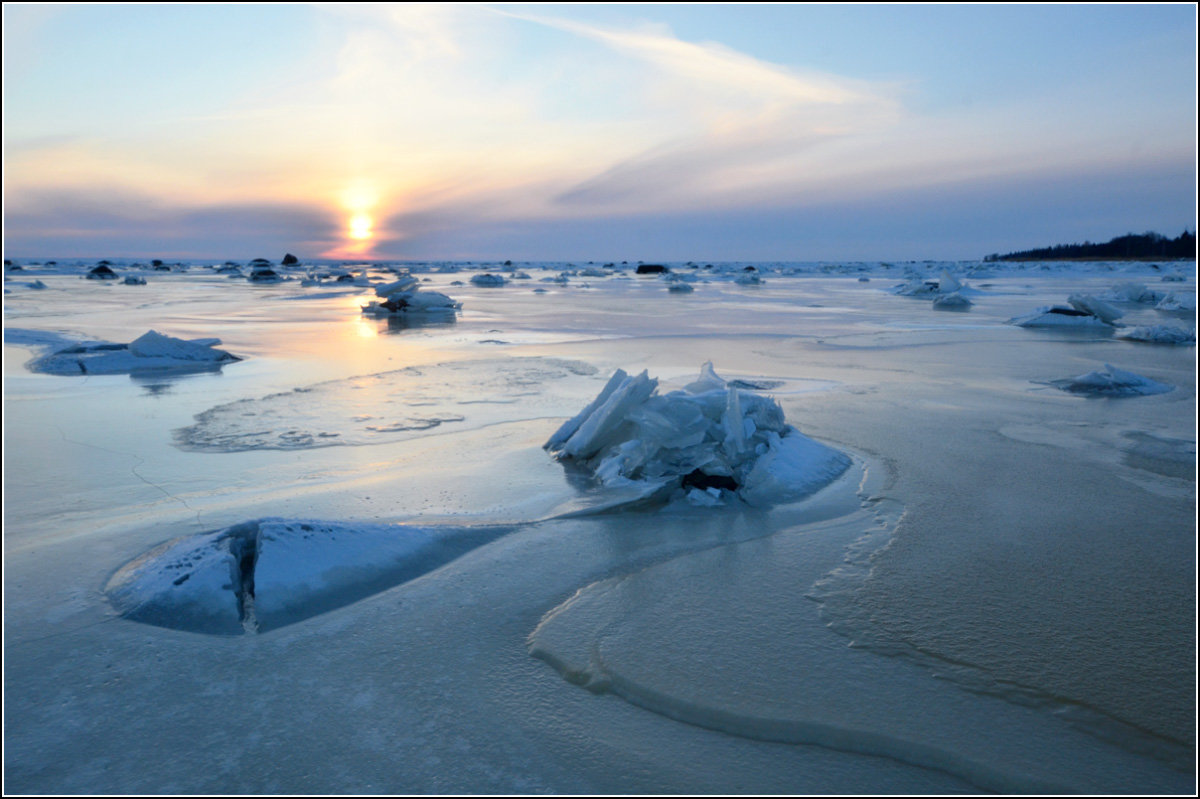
1047,307 -> 1091,317
87,264 -> 117,279
281,253 -> 299,265
636,264 -> 669,274
151,259 -> 164,267
681,469 -> 739,492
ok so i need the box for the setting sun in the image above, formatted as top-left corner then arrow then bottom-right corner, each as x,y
349,213 -> 373,240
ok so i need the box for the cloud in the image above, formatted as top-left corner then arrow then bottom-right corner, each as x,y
5,188 -> 341,259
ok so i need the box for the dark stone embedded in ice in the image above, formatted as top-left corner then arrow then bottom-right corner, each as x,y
281,253 -> 299,265
249,257 -> 272,266
636,264 -> 669,274
381,297 -> 408,312
681,469 -> 739,492
1047,307 -> 1092,317
151,259 -> 164,267
744,265 -> 757,271
87,264 -> 117,279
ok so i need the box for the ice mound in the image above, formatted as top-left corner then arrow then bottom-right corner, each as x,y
1066,293 -> 1123,324
26,330 -> 241,375
1154,291 -> 1196,313
931,292 -> 972,311
1100,282 -> 1164,304
107,519 -> 512,635
470,273 -> 506,287
361,275 -> 461,317
896,270 -> 967,297
1008,305 -> 1114,328
1117,325 -> 1196,345
544,362 -> 851,507
1050,364 -> 1173,397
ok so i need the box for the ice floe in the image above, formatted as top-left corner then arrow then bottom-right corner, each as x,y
361,275 -> 461,317
1116,325 -> 1196,345
1154,291 -> 1196,313
20,330 -> 241,375
1049,364 -> 1173,397
106,518 -> 513,634
470,273 -> 507,287
1008,305 -> 1115,328
931,292 -> 972,311
545,362 -> 850,507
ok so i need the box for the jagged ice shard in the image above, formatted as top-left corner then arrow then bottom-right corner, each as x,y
545,362 -> 851,506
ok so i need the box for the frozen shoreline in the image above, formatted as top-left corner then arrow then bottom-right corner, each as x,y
4,260 -> 1196,793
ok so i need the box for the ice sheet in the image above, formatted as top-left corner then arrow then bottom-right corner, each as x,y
4,260 -> 1195,794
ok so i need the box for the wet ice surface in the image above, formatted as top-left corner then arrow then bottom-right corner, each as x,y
4,260 -> 1196,793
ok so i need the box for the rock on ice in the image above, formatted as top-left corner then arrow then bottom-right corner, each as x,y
544,362 -> 850,506
361,275 -> 461,316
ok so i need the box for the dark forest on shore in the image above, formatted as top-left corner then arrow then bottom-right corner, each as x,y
985,230 -> 1196,262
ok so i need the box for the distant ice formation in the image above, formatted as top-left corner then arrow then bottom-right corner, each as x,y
106,519 -> 512,634
1008,306 -> 1114,328
1154,291 -> 1196,313
470,273 -> 507,287
1050,364 -> 1173,397
545,362 -> 850,507
932,292 -> 972,311
361,275 -> 461,317
1117,325 -> 1196,345
23,330 -> 241,375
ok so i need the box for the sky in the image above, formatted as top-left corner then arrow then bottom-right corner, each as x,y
2,3 -> 1196,262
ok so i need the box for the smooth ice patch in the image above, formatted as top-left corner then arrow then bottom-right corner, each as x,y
106,518 -> 512,634
529,519 -> 1189,794
175,356 -> 600,452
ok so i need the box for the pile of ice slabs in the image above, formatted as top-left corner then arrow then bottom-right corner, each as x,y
545,362 -> 850,507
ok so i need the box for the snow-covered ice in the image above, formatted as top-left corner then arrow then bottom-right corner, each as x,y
1050,363 -> 1175,397
16,328 -> 241,375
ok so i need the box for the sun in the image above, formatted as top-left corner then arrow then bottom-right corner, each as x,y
349,213 -> 373,241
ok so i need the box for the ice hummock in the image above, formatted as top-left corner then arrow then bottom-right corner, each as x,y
106,518 -> 513,634
544,362 -> 851,506
361,275 -> 461,317
24,330 -> 241,375
1117,325 -> 1196,345
1050,364 -> 1173,397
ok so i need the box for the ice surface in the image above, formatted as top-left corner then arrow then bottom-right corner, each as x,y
545,362 -> 851,506
4,260 -> 1195,794
1154,290 -> 1197,312
1050,363 -> 1174,396
177,356 -> 601,451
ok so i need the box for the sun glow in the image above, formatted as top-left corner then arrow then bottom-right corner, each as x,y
349,213 -> 373,240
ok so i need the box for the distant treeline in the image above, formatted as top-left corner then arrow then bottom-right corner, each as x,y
985,230 -> 1196,262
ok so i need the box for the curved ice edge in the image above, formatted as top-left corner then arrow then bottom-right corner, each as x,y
106,518 -> 513,635
527,572 -> 1070,795
590,650 -> 1070,795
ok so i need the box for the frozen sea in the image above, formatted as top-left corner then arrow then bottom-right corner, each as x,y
3,257 -> 1196,794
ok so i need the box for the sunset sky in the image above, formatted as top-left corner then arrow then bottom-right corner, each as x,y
3,3 -> 1196,261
